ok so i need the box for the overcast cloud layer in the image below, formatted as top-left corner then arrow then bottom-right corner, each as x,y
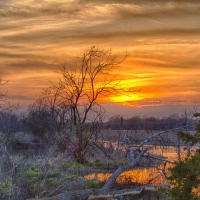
0,0 -> 200,114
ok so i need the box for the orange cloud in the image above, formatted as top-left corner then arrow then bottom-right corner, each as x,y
0,0 -> 200,113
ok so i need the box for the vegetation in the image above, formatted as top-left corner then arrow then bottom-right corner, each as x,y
166,113 -> 200,200
167,149 -> 200,200
0,49 -> 200,199
85,181 -> 101,189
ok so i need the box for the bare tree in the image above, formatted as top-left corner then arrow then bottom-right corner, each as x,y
51,47 -> 127,163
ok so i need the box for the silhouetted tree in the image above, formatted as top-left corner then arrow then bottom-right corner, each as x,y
54,47 -> 127,163
26,47 -> 127,163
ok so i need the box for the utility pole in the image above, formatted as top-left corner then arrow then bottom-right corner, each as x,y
185,110 -> 191,155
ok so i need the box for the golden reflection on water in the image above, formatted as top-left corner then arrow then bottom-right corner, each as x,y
85,167 -> 166,186
117,168 -> 166,185
85,146 -> 198,186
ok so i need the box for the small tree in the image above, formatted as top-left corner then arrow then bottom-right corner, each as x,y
167,113 -> 200,200
55,47 -> 127,163
167,150 -> 200,200
24,96 -> 57,138
24,86 -> 70,147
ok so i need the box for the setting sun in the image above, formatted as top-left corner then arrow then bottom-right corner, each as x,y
0,0 -> 199,116
110,94 -> 144,105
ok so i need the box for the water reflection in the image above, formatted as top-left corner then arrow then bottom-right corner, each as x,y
85,146 -> 198,185
85,167 -> 166,185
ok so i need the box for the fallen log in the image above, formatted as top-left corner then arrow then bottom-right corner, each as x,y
88,185 -> 158,199
88,187 -> 143,200
27,185 -> 166,200
27,188 -> 100,200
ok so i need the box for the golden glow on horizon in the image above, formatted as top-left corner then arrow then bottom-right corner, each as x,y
110,94 -> 144,104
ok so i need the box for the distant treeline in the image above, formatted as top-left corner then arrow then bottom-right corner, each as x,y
0,107 -> 196,139
102,114 -> 196,131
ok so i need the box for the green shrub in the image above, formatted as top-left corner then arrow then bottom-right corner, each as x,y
59,163 -> 72,170
85,181 -> 100,189
23,171 -> 41,184
94,161 -> 103,167
46,178 -> 59,187
23,170 -> 63,197
42,172 -> 61,179
66,174 -> 83,181
0,176 -> 16,196
59,161 -> 85,170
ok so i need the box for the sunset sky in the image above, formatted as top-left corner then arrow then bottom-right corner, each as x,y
1,0 -> 200,117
